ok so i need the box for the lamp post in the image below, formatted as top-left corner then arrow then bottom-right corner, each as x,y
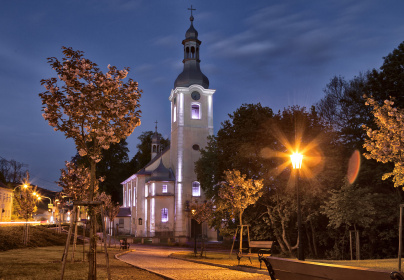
290,152 -> 304,261
191,209 -> 197,255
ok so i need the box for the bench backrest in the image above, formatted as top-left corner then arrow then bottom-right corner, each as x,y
266,256 -> 396,280
249,241 -> 273,249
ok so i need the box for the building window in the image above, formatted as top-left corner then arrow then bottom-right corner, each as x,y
162,185 -> 168,193
119,218 -> 124,228
161,208 -> 168,223
173,106 -> 177,122
192,181 -> 201,197
191,104 -> 200,119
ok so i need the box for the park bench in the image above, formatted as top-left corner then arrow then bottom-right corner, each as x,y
236,240 -> 274,268
260,256 -> 404,280
119,239 -> 130,250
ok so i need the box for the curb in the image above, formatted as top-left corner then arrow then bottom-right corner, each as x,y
168,254 -> 269,277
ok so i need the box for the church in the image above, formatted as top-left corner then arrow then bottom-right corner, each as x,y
118,11 -> 217,242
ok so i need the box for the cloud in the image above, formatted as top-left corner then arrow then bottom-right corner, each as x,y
153,35 -> 178,47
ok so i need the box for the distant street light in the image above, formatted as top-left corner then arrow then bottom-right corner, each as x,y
290,152 -> 304,261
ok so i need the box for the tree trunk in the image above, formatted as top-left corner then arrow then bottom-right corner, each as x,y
310,220 -> 318,257
88,159 -> 97,280
239,211 -> 243,253
71,209 -> 79,262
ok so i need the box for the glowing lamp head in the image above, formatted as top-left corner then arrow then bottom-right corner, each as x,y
23,184 -> 28,189
290,152 -> 303,169
191,209 -> 196,215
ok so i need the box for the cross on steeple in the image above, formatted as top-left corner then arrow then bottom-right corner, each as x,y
188,5 -> 196,17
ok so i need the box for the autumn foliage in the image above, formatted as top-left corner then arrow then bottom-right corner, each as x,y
363,97 -> 404,188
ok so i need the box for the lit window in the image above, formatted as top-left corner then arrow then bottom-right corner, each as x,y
161,208 -> 168,222
162,185 -> 168,193
192,181 -> 201,197
173,106 -> 177,122
191,104 -> 200,119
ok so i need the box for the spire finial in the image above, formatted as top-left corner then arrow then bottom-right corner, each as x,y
188,5 -> 196,22
155,120 -> 158,133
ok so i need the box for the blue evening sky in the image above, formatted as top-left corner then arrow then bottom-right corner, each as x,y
0,0 -> 403,191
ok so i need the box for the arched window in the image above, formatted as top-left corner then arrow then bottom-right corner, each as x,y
191,104 -> 200,119
192,181 -> 201,197
161,208 -> 168,222
191,46 -> 195,58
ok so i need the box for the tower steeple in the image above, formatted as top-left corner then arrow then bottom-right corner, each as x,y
174,7 -> 209,89
151,121 -> 160,159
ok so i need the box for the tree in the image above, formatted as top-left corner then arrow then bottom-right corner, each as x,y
258,106 -> 342,257
195,103 -> 274,199
97,139 -> 132,203
58,161 -> 100,201
58,161 -> 101,261
363,97 -> 404,188
195,104 -> 343,257
190,199 -> 214,256
321,179 -> 376,260
0,158 -> 28,184
366,41 -> 404,108
39,46 -> 141,279
316,74 -> 371,150
217,170 -> 263,253
14,175 -> 39,246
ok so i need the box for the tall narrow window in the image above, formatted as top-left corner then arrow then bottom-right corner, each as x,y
191,104 -> 200,119
161,208 -> 168,222
162,185 -> 168,193
192,181 -> 201,197
173,106 -> 177,122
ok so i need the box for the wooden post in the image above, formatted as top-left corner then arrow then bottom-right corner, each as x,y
100,206 -> 111,280
399,204 -> 404,271
61,206 -> 76,280
229,227 -> 239,257
83,221 -> 86,262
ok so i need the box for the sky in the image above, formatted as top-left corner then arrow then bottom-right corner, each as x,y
1,0 -> 403,192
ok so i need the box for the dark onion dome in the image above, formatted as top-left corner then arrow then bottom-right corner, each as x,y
174,62 -> 209,88
148,159 -> 175,182
174,15 -> 209,89
185,16 -> 198,39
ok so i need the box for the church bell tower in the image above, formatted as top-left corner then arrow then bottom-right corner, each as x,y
169,7 -> 216,237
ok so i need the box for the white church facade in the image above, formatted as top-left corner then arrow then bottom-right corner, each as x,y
118,13 -> 217,241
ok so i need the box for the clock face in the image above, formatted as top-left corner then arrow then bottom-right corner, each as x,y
191,91 -> 200,100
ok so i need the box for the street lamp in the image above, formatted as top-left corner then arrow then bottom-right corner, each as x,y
290,152 -> 304,261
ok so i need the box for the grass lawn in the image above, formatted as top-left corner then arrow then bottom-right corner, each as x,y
0,245 -> 165,280
171,251 -> 402,272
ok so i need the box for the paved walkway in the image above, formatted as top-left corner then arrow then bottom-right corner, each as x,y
117,245 -> 270,280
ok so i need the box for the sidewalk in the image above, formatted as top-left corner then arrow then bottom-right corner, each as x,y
117,244 -> 271,280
